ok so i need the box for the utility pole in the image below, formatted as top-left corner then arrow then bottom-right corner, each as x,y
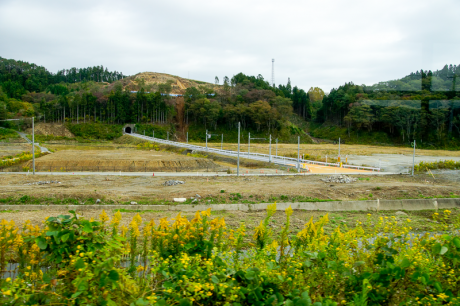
275,138 -> 278,156
412,140 -> 416,176
269,134 -> 272,163
297,136 -> 300,172
271,59 -> 275,87
237,122 -> 240,177
32,117 -> 35,175
338,137 -> 341,162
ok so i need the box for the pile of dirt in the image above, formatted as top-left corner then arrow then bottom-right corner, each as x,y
130,72 -> 219,95
25,123 -> 74,137
321,175 -> 357,183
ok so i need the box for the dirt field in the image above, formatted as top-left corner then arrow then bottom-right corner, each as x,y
25,123 -> 74,137
197,142 -> 460,158
22,149 -> 221,172
0,172 -> 457,204
0,143 -> 31,158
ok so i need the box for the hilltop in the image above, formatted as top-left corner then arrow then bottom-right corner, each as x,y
128,72 -> 218,94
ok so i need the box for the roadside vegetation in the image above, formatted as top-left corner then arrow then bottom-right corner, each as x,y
415,160 -> 460,172
1,205 -> 460,305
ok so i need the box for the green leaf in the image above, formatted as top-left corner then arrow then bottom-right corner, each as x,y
440,246 -> 448,255
61,233 -> 70,242
285,300 -> 294,306
35,237 -> 48,250
179,299 -> 192,306
42,273 -> 52,284
246,270 -> 256,280
301,291 -> 312,303
433,243 -> 442,254
434,281 -> 443,292
75,258 -> 85,269
71,291 -> 82,298
453,237 -> 460,248
211,275 -> 219,284
401,258 -> 411,268
304,260 -> 312,268
354,261 -> 365,267
108,270 -> 119,281
82,221 -> 93,233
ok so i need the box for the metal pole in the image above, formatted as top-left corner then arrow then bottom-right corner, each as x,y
338,137 -> 341,162
32,117 -> 35,175
412,140 -> 416,176
186,132 -> 188,143
143,130 -> 145,136
206,129 -> 208,151
237,122 -> 240,177
275,138 -> 278,156
248,132 -> 250,155
269,134 -> 272,163
297,136 -> 300,172
167,131 -> 169,141
221,134 -> 223,150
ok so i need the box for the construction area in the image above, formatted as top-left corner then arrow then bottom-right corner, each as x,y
1,124 -> 460,215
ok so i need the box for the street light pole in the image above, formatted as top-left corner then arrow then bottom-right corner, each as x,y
269,134 -> 272,163
237,122 -> 240,177
412,140 -> 416,176
338,137 -> 341,162
32,117 -> 35,175
275,138 -> 278,156
248,132 -> 250,155
297,136 -> 300,173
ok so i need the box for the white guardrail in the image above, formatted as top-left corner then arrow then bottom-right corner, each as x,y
128,133 -> 382,172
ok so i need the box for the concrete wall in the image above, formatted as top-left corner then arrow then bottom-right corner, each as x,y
1,198 -> 459,212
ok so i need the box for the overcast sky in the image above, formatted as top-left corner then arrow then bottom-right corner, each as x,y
1,0 -> 459,92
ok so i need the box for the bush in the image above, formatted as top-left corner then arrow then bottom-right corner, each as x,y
415,160 -> 460,172
1,206 -> 460,305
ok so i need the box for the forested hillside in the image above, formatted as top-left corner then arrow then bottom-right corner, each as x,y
0,57 -> 317,143
1,56 -> 460,148
313,66 -> 460,148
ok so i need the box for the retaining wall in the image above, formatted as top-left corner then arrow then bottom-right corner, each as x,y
1,198 -> 459,212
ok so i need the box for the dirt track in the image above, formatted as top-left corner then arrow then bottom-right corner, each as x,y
0,173 -> 457,204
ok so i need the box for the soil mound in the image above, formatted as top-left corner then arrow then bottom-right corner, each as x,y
25,123 -> 74,137
130,72 -> 219,95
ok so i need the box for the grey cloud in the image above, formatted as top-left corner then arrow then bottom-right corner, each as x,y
0,0 -> 459,92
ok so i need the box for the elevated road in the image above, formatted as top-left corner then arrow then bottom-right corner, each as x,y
127,133 -> 381,173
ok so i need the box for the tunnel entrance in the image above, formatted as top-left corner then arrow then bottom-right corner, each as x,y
125,127 -> 132,134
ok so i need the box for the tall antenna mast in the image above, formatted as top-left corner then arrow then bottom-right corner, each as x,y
271,59 -> 275,87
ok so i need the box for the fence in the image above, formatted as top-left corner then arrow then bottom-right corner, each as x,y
129,133 -> 382,172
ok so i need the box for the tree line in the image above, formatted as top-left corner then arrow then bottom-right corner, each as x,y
316,67 -> 460,146
0,57 -> 124,99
